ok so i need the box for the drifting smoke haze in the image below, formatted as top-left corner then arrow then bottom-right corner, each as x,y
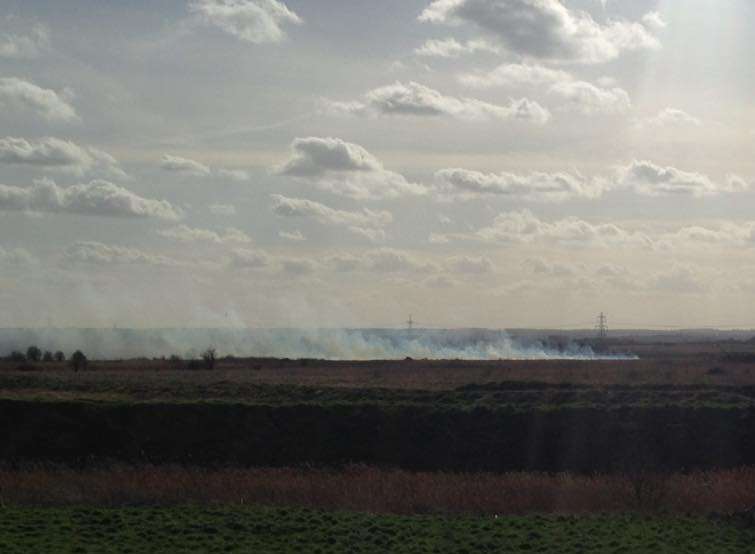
0,328 -> 632,361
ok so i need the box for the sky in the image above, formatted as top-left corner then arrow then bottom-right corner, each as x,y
2,0 -> 755,330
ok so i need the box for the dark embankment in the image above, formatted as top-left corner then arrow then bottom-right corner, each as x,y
2,398 -> 755,473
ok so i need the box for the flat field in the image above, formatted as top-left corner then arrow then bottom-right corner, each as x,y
1,506 -> 754,554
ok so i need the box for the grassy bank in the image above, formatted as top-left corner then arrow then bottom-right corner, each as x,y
1,506 -> 753,553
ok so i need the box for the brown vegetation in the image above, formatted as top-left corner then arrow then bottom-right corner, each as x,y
1,465 -> 754,516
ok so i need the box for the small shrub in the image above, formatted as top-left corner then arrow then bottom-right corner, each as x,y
42,351 -> 54,362
54,351 -> 66,362
202,348 -> 217,370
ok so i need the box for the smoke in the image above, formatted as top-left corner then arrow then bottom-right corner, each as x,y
0,328 -> 634,361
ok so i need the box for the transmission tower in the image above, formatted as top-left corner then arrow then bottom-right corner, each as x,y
406,315 -> 414,333
596,312 -> 608,339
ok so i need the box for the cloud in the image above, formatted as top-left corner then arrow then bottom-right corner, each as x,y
0,77 -> 78,122
650,265 -> 707,294
190,0 -> 302,44
0,179 -> 181,220
270,194 -> 392,238
276,137 -> 427,199
326,249 -> 437,274
160,154 -> 211,176
279,229 -> 305,241
326,81 -> 550,124
229,248 -> 270,269
419,0 -> 660,64
0,137 -> 127,179
634,108 -> 701,129
161,154 -> 250,181
0,22 -> 49,59
642,11 -> 667,30
414,38 -> 499,58
61,241 -> 177,266
280,257 -> 316,276
460,63 -> 630,114
0,245 -> 37,266
619,161 -> 750,197
209,203 -> 237,216
434,167 -> 606,201
548,80 -> 630,114
460,63 -> 571,88
447,255 -> 494,274
445,209 -> 653,248
158,225 -> 252,244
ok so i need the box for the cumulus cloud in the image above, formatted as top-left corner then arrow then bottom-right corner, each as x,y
434,167 -> 606,201
447,255 -> 494,274
414,37 -> 499,57
0,245 -> 37,266
0,179 -> 181,220
634,108 -> 701,129
326,249 -> 437,274
209,203 -> 237,216
161,154 -> 251,181
326,81 -> 550,124
160,154 -> 211,176
61,241 -> 177,266
280,257 -> 316,276
279,229 -> 305,241
190,0 -> 302,44
419,0 -> 661,64
618,161 -> 750,197
650,265 -> 707,294
548,80 -> 630,114
642,11 -> 667,30
158,225 -> 252,244
276,137 -> 427,199
460,63 -> 631,114
229,248 -> 270,269
0,22 -> 49,59
0,77 -> 78,122
443,209 -> 653,248
271,194 -> 391,241
0,137 -> 127,179
460,63 -> 571,88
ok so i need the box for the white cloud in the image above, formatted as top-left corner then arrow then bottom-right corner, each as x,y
280,257 -> 316,275
548,80 -> 630,114
61,241 -> 177,266
419,0 -> 660,64
434,167 -> 606,201
0,77 -> 78,122
327,81 -> 550,124
229,248 -> 270,269
190,0 -> 302,44
271,194 -> 392,233
0,137 -> 127,179
0,245 -> 37,266
279,229 -> 305,241
619,161 -> 750,197
0,22 -> 49,59
460,63 -> 631,115
276,137 -> 427,199
650,266 -> 707,294
217,168 -> 251,181
325,249 -> 437,274
158,224 -> 252,244
447,255 -> 494,274
642,11 -> 667,30
209,203 -> 237,216
634,108 -> 701,129
460,63 -> 571,88
160,154 -> 212,176
414,37 -> 499,58
450,209 -> 653,248
0,179 -> 181,220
